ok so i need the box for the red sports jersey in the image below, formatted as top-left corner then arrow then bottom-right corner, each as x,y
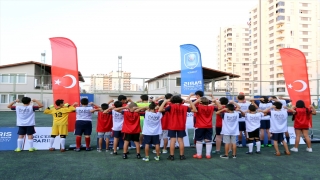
96,111 -> 113,132
195,105 -> 214,128
121,111 -> 141,133
161,102 -> 171,130
166,104 -> 188,130
215,105 -> 225,128
294,108 -> 311,129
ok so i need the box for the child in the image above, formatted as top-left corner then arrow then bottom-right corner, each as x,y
122,103 -> 146,159
158,95 -> 197,161
74,98 -> 99,152
96,102 -> 113,152
263,102 -> 290,156
236,94 -> 251,147
217,103 -> 240,159
108,101 -> 127,155
242,105 -> 263,154
43,99 -> 77,152
259,111 -> 272,147
212,97 -> 226,154
153,93 -> 173,154
136,94 -> 150,147
192,97 -> 215,159
290,100 -> 316,152
142,102 -> 163,161
7,97 -> 43,152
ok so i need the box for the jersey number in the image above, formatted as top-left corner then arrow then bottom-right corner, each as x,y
55,112 -> 63,117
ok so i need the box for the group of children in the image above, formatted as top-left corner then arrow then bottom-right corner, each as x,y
9,91 -> 316,161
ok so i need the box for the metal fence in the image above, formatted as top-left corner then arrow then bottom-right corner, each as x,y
1,74 -> 320,107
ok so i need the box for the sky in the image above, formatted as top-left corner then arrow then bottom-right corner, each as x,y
0,0 -> 257,84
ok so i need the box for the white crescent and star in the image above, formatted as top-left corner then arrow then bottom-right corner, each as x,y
54,74 -> 77,88
287,80 -> 308,92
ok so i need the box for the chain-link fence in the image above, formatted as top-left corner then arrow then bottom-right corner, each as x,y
1,74 -> 320,109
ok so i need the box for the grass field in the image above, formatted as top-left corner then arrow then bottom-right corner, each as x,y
0,111 -> 320,180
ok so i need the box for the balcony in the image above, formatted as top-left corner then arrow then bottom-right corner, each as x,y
276,32 -> 285,39
227,33 -> 232,38
276,44 -> 285,49
276,16 -> 285,25
227,53 -> 232,57
276,25 -> 285,32
227,28 -> 232,33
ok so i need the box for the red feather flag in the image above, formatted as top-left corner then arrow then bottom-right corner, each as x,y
279,48 -> 312,127
50,37 -> 80,132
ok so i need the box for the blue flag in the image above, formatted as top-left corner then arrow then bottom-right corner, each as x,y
180,44 -> 204,95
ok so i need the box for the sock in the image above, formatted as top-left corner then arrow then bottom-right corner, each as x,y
248,143 -> 253,152
196,143 -> 202,155
17,138 -> 23,149
28,139 -> 33,149
76,136 -> 81,148
267,140 -> 271,144
260,140 -> 264,145
60,138 -> 66,149
50,138 -> 55,148
206,142 -> 212,156
256,141 -> 261,152
285,137 -> 290,144
85,137 -> 90,148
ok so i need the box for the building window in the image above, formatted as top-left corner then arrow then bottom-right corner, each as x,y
156,81 -> 159,89
162,79 -> 166,87
176,77 -> 181,86
0,73 -> 27,84
276,16 -> 285,21
0,94 -> 8,103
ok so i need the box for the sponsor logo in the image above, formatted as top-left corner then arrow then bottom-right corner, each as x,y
0,132 -> 12,142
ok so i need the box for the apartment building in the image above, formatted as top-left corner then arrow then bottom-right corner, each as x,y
249,0 -> 320,100
89,71 -> 131,92
216,25 -> 251,95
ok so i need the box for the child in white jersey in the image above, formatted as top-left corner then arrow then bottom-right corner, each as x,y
217,103 -> 241,159
263,102 -> 290,156
7,97 -> 43,152
105,101 -> 127,155
242,105 -> 263,154
74,98 -> 99,152
236,95 -> 251,147
141,102 -> 163,161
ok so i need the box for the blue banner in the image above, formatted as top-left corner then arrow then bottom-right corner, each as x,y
80,93 -> 94,103
180,44 -> 204,95
0,127 -> 18,151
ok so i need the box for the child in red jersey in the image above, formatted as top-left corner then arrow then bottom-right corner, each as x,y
97,103 -> 113,152
158,95 -> 197,161
290,100 -> 316,153
122,103 -> 147,159
192,97 -> 215,159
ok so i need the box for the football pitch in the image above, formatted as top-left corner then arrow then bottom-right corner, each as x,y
0,111 -> 320,180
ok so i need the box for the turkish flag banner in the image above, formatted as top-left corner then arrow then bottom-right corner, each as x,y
279,48 -> 312,127
50,37 -> 80,132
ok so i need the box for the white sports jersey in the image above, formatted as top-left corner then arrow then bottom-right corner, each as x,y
142,111 -> 163,135
238,102 -> 251,122
221,112 -> 240,136
76,106 -> 93,121
16,105 -> 36,126
259,103 -> 273,110
261,115 -> 271,120
270,109 -> 288,133
245,112 -> 263,132
112,110 -> 124,131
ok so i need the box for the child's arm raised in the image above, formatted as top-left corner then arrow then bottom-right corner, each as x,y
186,100 -> 197,113
229,100 -> 240,111
7,99 -> 19,109
158,99 -> 169,112
216,108 -> 227,115
310,105 -> 317,115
